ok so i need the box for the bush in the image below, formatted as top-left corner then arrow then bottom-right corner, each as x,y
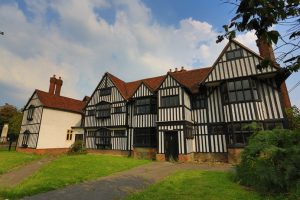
68,140 -> 87,155
235,129 -> 300,197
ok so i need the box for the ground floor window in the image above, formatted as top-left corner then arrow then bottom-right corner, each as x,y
114,130 -> 126,137
95,128 -> 111,149
264,121 -> 284,130
133,128 -> 156,147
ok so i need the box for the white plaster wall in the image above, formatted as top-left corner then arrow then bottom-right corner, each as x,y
37,108 -> 82,149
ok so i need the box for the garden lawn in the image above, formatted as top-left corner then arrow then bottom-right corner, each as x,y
0,151 -> 42,175
0,154 -> 150,199
126,170 -> 275,200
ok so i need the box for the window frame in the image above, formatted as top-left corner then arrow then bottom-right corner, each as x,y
221,78 -> 260,104
99,88 -> 112,96
114,106 -> 123,114
95,102 -> 111,119
191,92 -> 207,109
160,95 -> 180,108
225,49 -> 243,60
114,130 -> 126,137
27,105 -> 35,121
133,128 -> 157,147
94,128 -> 112,149
134,97 -> 157,115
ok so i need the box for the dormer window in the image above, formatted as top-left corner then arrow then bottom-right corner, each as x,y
27,105 -> 35,121
100,88 -> 111,96
226,49 -> 243,60
161,95 -> 179,107
96,102 -> 111,118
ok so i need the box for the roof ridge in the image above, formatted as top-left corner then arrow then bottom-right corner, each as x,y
35,89 -> 84,102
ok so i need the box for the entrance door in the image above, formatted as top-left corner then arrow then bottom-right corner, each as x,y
165,131 -> 179,161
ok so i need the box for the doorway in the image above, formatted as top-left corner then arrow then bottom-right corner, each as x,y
164,131 -> 179,161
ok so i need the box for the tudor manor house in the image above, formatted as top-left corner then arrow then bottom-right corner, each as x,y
17,38 -> 292,162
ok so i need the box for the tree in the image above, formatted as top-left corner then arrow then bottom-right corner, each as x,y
218,0 -> 300,73
285,105 -> 300,129
0,103 -> 18,123
8,111 -> 23,135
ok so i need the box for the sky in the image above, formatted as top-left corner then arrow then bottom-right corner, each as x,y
0,0 -> 299,108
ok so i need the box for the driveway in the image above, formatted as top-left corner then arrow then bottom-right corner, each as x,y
22,162 -> 232,200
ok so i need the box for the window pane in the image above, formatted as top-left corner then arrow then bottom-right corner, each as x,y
253,89 -> 258,100
242,79 -> 250,89
228,82 -> 235,91
234,50 -> 242,58
244,90 -> 252,100
235,81 -> 242,90
237,91 -> 244,101
251,79 -> 257,88
229,92 -> 236,102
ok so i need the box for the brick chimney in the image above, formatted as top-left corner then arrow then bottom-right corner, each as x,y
55,77 -> 63,96
256,37 -> 291,109
49,75 -> 56,95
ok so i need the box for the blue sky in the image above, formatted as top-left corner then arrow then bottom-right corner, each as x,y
0,0 -> 299,108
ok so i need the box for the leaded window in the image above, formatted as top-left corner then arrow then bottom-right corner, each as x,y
161,95 -> 179,107
95,128 -> 111,149
96,102 -> 111,118
27,105 -> 35,121
135,97 -> 157,115
114,130 -> 126,137
133,128 -> 156,147
226,49 -> 243,60
221,78 -> 259,104
114,106 -> 123,113
264,121 -> 284,130
100,88 -> 111,96
192,93 -> 207,109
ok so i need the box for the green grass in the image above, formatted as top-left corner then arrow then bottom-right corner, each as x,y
126,170 -> 275,200
0,151 -> 42,175
0,154 -> 150,199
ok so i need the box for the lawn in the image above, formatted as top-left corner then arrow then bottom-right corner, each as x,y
0,150 -> 42,175
126,170 -> 276,200
0,154 -> 150,199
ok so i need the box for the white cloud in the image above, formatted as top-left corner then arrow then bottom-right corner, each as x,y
0,0 -> 260,107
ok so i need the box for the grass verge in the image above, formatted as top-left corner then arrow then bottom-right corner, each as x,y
126,170 -> 276,200
0,154 -> 150,199
0,150 -> 42,175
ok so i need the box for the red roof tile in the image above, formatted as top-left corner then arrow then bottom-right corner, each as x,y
36,90 -> 86,114
106,67 -> 211,100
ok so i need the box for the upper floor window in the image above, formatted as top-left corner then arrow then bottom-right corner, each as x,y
221,78 -> 259,104
226,49 -> 243,60
161,95 -> 179,107
135,97 -> 157,115
114,106 -> 123,113
100,88 -> 111,96
191,93 -> 207,109
96,102 -> 111,118
27,105 -> 35,121
114,130 -> 126,137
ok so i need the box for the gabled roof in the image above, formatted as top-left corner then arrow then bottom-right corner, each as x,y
35,90 -> 86,114
103,67 -> 211,100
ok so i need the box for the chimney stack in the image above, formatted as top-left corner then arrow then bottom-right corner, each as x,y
256,37 -> 291,109
175,67 -> 178,72
49,75 -> 56,95
55,76 -> 63,96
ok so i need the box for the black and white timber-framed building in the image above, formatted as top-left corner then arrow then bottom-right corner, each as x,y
82,39 -> 291,162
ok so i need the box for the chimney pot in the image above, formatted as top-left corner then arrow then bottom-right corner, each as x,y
49,75 -> 57,95
175,67 -> 178,72
169,69 -> 172,72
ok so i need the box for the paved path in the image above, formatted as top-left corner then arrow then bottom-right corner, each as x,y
0,157 -> 55,188
22,162 -> 232,200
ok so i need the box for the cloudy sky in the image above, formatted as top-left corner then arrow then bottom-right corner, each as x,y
0,0 -> 299,108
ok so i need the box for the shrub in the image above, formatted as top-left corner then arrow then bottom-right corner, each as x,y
68,140 -> 87,155
235,129 -> 300,197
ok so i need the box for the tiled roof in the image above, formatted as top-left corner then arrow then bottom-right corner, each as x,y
36,90 -> 86,114
106,67 -> 212,100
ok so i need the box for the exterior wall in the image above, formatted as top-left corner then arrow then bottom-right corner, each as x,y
37,108 -> 82,149
18,92 -> 43,148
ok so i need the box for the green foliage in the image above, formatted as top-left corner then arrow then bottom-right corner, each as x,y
235,129 -> 300,198
285,106 -> 300,130
68,140 -> 87,155
8,111 -> 23,135
218,0 -> 300,73
126,170 -> 267,200
0,104 -> 17,123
